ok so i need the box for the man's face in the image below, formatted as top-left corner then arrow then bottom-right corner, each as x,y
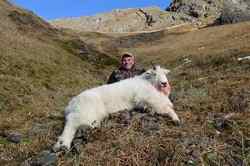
121,56 -> 135,70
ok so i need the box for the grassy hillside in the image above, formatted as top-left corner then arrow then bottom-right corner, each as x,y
59,22 -> 250,165
0,1 -> 118,165
0,0 -> 249,165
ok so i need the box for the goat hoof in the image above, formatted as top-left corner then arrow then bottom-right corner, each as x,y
173,120 -> 181,126
52,144 -> 70,153
53,146 -> 69,153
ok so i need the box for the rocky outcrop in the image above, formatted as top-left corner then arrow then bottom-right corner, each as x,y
166,0 -> 223,19
218,0 -> 250,24
50,0 -> 226,33
167,0 -> 250,25
50,0 -> 250,32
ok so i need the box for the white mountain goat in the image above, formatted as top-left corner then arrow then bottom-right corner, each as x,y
53,66 -> 180,151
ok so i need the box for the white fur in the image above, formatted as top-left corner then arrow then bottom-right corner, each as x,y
54,66 -> 180,150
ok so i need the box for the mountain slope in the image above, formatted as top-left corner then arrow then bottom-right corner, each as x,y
50,7 -> 196,33
0,0 -> 249,165
0,1 -> 117,165
57,21 -> 250,166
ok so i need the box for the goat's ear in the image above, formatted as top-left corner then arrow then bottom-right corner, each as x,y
163,69 -> 170,74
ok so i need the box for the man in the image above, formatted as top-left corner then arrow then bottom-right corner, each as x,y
107,52 -> 145,84
107,52 -> 171,97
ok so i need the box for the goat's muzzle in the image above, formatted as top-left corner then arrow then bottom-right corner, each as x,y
160,82 -> 168,87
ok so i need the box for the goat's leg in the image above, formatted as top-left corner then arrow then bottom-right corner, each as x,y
156,106 -> 180,124
146,94 -> 180,124
53,114 -> 80,151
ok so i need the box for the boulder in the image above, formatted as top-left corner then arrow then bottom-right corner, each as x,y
219,0 -> 250,24
6,132 -> 22,143
166,0 -> 223,19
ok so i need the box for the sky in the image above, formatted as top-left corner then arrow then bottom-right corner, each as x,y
12,0 -> 171,20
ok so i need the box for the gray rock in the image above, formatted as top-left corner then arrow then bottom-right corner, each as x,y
7,132 -> 22,143
219,0 -> 250,24
22,150 -> 57,166
213,118 -> 232,131
166,0 -> 223,19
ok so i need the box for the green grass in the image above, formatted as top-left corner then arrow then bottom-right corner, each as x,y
0,137 -> 9,145
21,138 -> 32,144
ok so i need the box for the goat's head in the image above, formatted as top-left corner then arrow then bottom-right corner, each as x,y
142,65 -> 170,87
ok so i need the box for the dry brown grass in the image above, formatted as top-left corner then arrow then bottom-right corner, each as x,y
57,21 -> 250,165
0,1 -> 117,165
0,1 -> 250,165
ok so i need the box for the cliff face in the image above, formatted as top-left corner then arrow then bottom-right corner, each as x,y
166,0 -> 223,19
167,0 -> 250,24
219,0 -> 250,24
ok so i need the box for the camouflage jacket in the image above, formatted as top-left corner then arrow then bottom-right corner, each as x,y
107,66 -> 146,84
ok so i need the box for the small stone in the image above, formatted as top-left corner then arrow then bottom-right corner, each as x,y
23,150 -> 57,166
213,118 -> 232,132
140,115 -> 160,135
7,132 -> 22,143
